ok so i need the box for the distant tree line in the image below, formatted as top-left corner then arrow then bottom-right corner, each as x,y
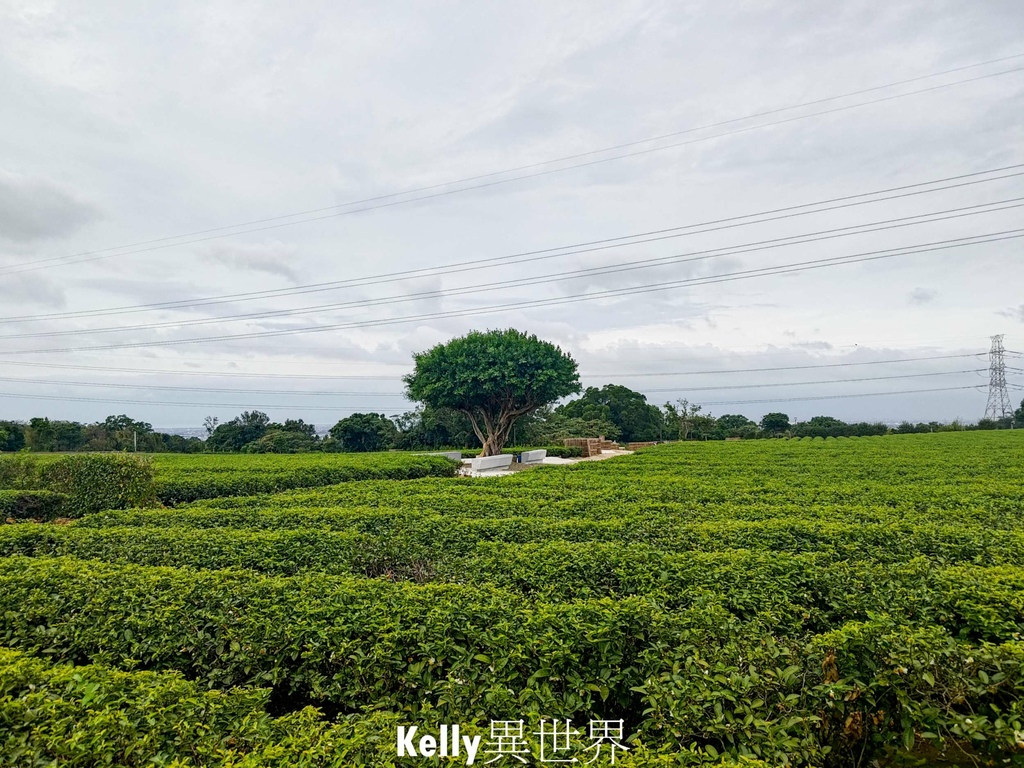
0,416 -> 203,453
4,389 -> 1021,454
9,328 -> 1022,454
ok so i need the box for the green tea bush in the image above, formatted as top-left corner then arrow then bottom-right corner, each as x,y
0,453 -> 40,489
0,648 -> 280,767
0,490 -> 68,521
0,555 -> 757,723
0,648 -> 780,767
3,431 -> 1024,764
150,453 -> 458,504
38,454 -> 156,515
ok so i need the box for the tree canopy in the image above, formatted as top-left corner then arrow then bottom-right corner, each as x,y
326,413 -> 397,453
558,384 -> 663,442
759,412 -> 791,436
206,411 -> 272,452
404,329 -> 580,455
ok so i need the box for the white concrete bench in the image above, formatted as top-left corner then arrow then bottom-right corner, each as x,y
420,451 -> 464,461
470,454 -> 514,472
520,449 -> 547,464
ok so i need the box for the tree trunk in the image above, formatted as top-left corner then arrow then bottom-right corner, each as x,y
480,420 -> 512,456
480,419 -> 515,456
464,406 -> 531,456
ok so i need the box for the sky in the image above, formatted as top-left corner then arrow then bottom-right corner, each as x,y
1,0 -> 1023,430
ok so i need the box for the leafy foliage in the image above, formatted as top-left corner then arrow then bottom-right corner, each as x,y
325,413 -> 398,452
557,385 -> 662,442
2,453 -> 156,516
149,452 -> 458,505
405,329 -> 580,455
0,490 -> 68,521
759,412 -> 791,436
513,407 -> 620,445
0,453 -> 40,489
2,432 -> 1024,764
0,422 -> 26,452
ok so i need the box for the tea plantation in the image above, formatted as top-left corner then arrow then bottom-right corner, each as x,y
1,432 -> 1023,766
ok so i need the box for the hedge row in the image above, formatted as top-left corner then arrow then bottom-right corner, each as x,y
0,556 -> 741,723
0,454 -> 154,517
169,471 -> 1024,529
2,606 -> 1024,765
0,556 -> 1021,710
0,648 -> 782,768
636,618 -> 1024,763
76,506 -> 1024,566
2,534 -> 1022,640
0,490 -> 68,521
151,454 -> 459,505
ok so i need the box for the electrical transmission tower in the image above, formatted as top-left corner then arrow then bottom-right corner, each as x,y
984,334 -> 1013,420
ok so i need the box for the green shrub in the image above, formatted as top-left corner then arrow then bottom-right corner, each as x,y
636,618 -> 1024,764
0,453 -> 40,489
0,647 -> 280,766
3,430 -> 1024,765
150,453 -> 458,504
0,648 -> 780,767
38,454 -> 156,515
0,555 -> 751,724
0,490 -> 68,521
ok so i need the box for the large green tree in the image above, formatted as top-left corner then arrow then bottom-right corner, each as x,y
663,399 -> 704,440
714,413 -> 757,439
391,406 -> 476,450
404,329 -> 580,456
0,421 -> 26,452
558,384 -> 663,442
326,413 -> 396,452
206,411 -> 271,452
793,415 -> 849,438
759,412 -> 791,436
25,418 -> 86,452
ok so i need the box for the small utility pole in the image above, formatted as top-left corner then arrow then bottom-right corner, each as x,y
133,430 -> 138,452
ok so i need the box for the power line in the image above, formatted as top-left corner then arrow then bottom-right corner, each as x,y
0,352 -> 987,382
699,385 -> 984,406
0,360 -> 400,380
639,369 -> 982,392
602,353 -> 984,377
4,164 -> 1022,320
0,377 -> 407,397
0,332 -> 995,377
3,228 -> 1020,356
7,198 -> 1020,341
4,61 -> 1023,277
0,368 -> 980,400
0,385 -> 988,413
43,332 -> 1006,367
0,392 -> 394,413
0,351 -> 987,382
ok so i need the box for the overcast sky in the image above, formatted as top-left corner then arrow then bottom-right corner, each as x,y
1,0 -> 1023,429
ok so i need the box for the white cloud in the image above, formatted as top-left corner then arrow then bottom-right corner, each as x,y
0,0 -> 1022,425
0,272 -> 66,309
202,241 -> 301,283
0,169 -> 99,243
997,305 -> 1024,323
908,287 -> 937,305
